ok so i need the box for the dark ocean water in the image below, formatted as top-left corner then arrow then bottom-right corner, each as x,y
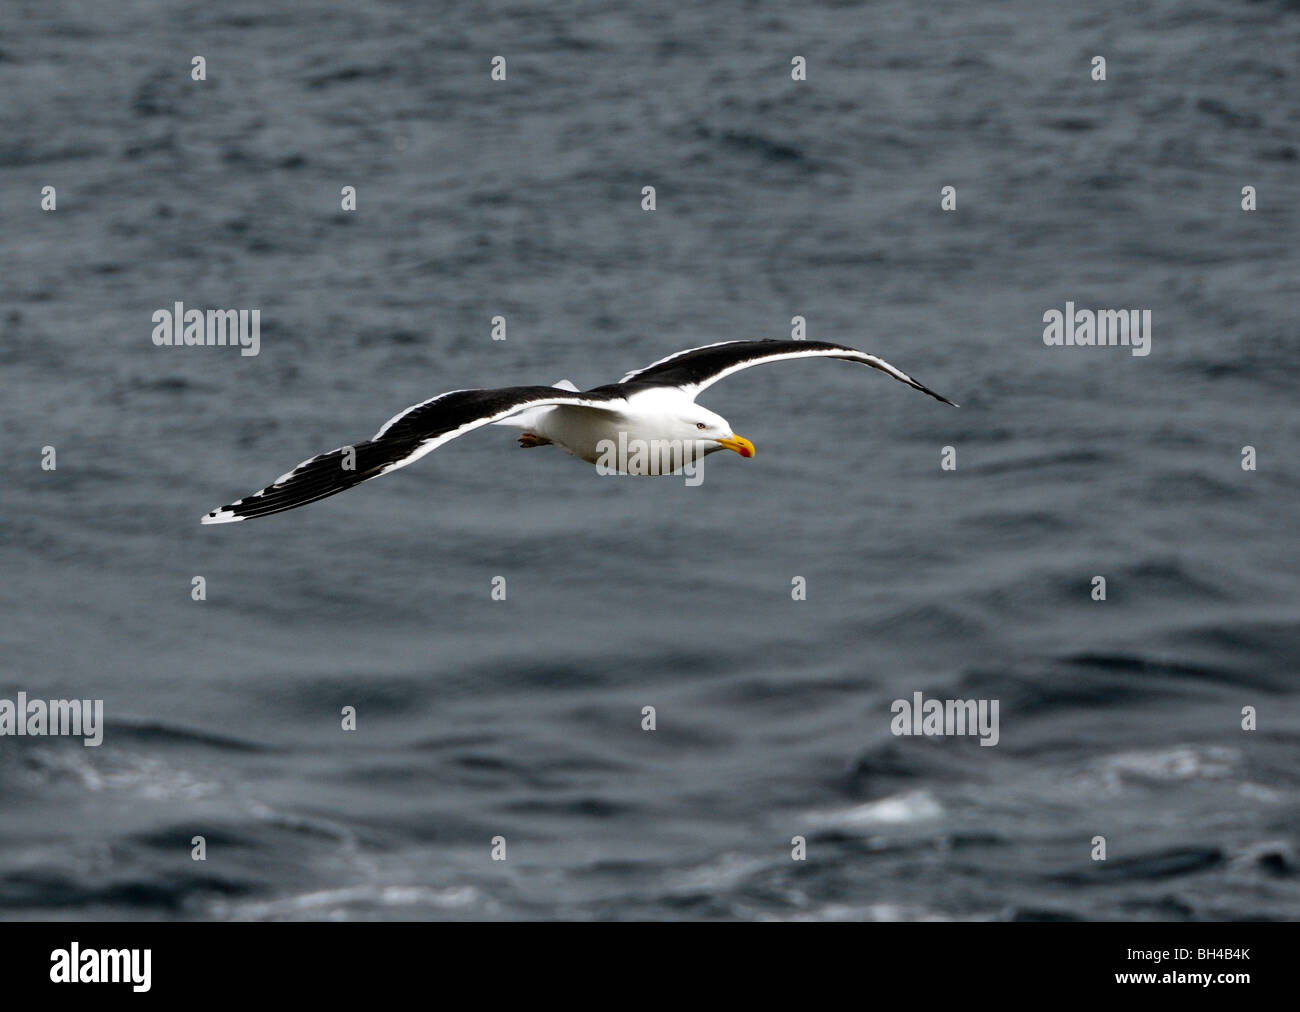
1,0 -> 1298,920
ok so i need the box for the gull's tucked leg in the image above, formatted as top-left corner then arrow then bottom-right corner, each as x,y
518,433 -> 552,448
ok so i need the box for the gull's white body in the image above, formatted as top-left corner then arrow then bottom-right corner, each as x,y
495,386 -> 728,466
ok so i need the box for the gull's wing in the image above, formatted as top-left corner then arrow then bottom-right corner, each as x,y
619,339 -> 957,406
201,386 -> 627,524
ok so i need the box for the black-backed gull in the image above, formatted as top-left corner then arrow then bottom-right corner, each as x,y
201,339 -> 956,524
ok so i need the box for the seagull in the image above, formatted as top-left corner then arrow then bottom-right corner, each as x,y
201,339 -> 956,524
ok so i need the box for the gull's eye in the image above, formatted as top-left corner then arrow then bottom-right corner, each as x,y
695,422 -> 707,430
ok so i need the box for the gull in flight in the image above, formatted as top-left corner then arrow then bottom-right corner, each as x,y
201,339 -> 956,524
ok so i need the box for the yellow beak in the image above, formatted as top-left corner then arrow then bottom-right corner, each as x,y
715,433 -> 755,458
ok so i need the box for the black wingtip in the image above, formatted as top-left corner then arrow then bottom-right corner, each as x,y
917,382 -> 959,408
